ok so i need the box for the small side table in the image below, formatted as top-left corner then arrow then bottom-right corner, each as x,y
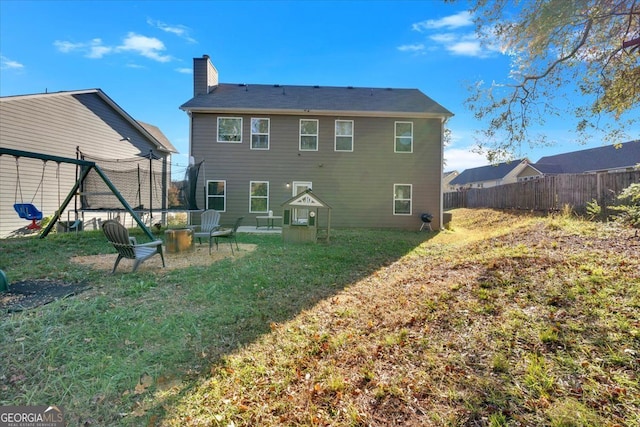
256,215 -> 283,229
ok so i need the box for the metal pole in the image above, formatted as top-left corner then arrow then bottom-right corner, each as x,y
149,150 -> 153,224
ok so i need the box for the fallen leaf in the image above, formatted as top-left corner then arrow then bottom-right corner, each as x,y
135,373 -> 153,394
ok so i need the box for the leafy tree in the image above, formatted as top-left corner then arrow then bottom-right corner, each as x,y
464,0 -> 639,162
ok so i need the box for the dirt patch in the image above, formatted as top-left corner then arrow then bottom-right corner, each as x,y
1,279 -> 90,313
70,243 -> 257,273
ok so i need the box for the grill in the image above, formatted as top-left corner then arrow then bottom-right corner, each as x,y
420,213 -> 433,231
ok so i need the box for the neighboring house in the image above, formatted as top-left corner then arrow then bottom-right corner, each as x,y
0,89 -> 176,238
443,170 -> 459,192
448,159 -> 529,189
522,140 -> 640,178
180,55 -> 453,230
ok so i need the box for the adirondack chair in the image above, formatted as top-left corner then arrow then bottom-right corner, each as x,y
101,220 -> 165,273
193,209 -> 222,253
210,216 -> 244,255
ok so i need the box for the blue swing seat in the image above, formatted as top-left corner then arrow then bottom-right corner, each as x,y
14,203 -> 43,230
14,203 -> 43,220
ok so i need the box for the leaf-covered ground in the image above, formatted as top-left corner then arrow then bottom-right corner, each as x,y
162,209 -> 640,426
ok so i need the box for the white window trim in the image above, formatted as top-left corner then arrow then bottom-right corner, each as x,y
393,183 -> 412,215
250,118 -> 270,150
394,121 -> 413,153
292,181 -> 312,196
249,180 -> 270,213
217,117 -> 243,143
335,119 -> 354,152
299,119 -> 319,151
207,179 -> 227,212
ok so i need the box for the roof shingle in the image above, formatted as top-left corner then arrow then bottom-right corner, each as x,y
180,83 -> 453,117
532,140 -> 640,173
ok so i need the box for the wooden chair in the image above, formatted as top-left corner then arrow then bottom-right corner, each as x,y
101,220 -> 165,273
211,217 -> 244,255
193,209 -> 221,254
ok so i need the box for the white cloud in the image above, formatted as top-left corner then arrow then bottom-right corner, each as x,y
86,39 -> 112,58
175,67 -> 192,74
444,147 -> 488,172
397,43 -> 425,53
54,40 -> 84,53
412,11 -> 473,32
55,32 -> 173,62
0,55 -> 24,70
117,32 -> 172,62
429,32 -> 501,58
147,18 -> 197,43
447,40 -> 484,57
403,11 -> 503,59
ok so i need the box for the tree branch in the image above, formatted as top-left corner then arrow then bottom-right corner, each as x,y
518,18 -> 593,85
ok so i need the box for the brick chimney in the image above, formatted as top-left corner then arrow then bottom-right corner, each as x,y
193,54 -> 218,96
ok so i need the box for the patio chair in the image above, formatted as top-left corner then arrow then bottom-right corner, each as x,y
193,209 -> 221,253
101,220 -> 165,273
210,216 -> 244,255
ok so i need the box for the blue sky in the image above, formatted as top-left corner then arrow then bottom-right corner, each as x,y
1,0 -> 637,176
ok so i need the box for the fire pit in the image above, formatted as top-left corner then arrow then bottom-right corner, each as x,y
164,228 -> 194,253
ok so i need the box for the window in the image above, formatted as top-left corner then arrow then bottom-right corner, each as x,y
250,181 -> 269,213
395,121 -> 413,153
300,119 -> 319,151
335,120 -> 353,151
251,118 -> 270,149
207,180 -> 226,211
394,184 -> 412,215
217,117 -> 242,143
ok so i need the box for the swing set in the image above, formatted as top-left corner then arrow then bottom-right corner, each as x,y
1,147 -> 157,240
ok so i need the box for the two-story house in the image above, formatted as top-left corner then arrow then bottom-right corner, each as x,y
180,55 -> 453,230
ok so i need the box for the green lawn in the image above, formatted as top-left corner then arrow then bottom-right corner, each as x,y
1,209 -> 638,426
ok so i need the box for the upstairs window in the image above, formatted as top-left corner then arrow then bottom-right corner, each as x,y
335,120 -> 354,152
217,117 -> 242,143
393,184 -> 412,215
395,121 -> 413,153
251,118 -> 270,150
250,181 -> 269,213
207,180 -> 226,211
300,119 -> 319,151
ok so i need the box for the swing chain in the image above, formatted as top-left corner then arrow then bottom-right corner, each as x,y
14,157 -> 23,204
13,156 -> 47,206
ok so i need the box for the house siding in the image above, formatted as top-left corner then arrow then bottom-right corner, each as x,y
0,91 -> 169,238
191,113 -> 443,229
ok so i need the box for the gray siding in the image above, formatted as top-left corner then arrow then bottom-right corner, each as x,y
0,92 -> 167,238
191,113 -> 443,229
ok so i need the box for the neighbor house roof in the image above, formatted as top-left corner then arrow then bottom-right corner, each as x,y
180,83 -> 453,118
138,121 -> 177,153
0,89 -> 176,154
531,140 -> 640,174
449,159 -> 527,186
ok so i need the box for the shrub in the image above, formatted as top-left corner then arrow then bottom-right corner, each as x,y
609,183 -> 640,227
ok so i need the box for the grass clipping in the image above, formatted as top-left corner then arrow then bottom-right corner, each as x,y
163,209 -> 640,426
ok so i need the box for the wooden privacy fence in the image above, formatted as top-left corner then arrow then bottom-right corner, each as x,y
444,171 -> 640,212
